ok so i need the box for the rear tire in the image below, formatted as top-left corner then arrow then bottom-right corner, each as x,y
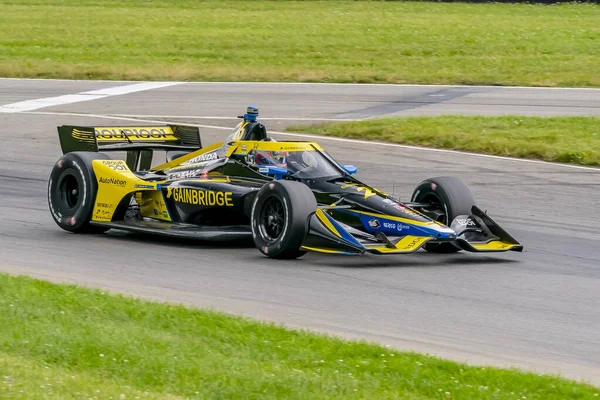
411,176 -> 476,253
251,180 -> 317,259
48,152 -> 111,233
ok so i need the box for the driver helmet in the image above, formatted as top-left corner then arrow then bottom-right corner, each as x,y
253,150 -> 287,167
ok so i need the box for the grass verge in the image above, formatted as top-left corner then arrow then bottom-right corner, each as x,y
287,116 -> 600,166
1,273 -> 599,399
0,0 -> 598,86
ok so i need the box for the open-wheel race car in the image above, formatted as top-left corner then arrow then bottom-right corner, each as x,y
48,106 -> 523,259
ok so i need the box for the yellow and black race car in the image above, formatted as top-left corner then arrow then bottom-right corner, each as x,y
48,106 -> 522,259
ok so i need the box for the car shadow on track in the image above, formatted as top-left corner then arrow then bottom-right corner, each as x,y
302,251 -> 521,269
99,230 -> 521,269
102,230 -> 256,250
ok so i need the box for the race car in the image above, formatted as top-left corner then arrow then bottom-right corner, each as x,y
48,106 -> 523,259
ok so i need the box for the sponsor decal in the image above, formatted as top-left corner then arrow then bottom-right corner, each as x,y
100,160 -> 128,171
405,237 -> 422,249
99,177 -> 126,187
163,211 -> 168,218
167,170 -> 203,179
94,127 -> 177,141
259,167 -> 269,173
184,151 -> 219,164
383,222 -> 411,232
134,184 -> 155,189
340,183 -> 376,199
456,218 -> 476,227
96,202 -> 114,209
96,208 -> 112,218
71,128 -> 95,142
279,145 -> 306,151
169,162 -> 212,172
154,199 -> 166,209
368,219 -> 381,229
169,188 -> 233,207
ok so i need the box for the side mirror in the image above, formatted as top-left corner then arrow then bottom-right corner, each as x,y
259,165 -> 287,180
342,164 -> 358,175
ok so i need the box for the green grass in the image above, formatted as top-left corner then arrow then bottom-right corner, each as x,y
287,116 -> 600,166
1,274 -> 599,399
0,0 -> 599,86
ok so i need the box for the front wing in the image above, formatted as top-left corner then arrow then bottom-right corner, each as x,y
302,207 -> 523,255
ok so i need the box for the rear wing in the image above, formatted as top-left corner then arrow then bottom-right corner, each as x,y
58,124 -> 202,171
58,125 -> 201,153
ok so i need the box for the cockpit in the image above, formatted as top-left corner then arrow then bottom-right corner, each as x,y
249,149 -> 342,179
214,105 -> 357,179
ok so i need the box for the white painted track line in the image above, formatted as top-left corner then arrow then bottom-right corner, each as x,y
0,81 -> 182,113
111,114 -> 357,121
24,110 -> 600,172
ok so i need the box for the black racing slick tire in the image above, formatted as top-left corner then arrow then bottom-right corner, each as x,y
411,176 -> 476,254
251,180 -> 317,259
48,152 -> 111,233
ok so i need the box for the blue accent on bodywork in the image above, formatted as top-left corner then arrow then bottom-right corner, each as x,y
359,214 -> 422,236
321,211 -> 364,248
342,164 -> 358,175
337,209 -> 456,239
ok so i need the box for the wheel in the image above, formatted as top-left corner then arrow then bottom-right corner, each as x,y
251,180 -> 317,259
411,176 -> 476,253
48,152 -> 111,233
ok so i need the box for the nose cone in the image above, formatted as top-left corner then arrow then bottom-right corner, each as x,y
428,225 -> 457,240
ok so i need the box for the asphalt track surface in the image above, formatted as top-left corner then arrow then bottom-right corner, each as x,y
1,79 -> 599,384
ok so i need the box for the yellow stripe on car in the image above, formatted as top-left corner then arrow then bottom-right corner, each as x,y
352,209 -> 440,228
301,246 -> 348,254
232,122 -> 249,141
151,142 -> 224,171
364,236 -> 432,253
315,209 -> 342,238
137,190 -> 172,221
92,160 -> 166,222
226,141 -> 324,156
471,241 -> 518,251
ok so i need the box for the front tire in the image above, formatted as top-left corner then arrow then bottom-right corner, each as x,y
48,152 -> 111,233
251,180 -> 317,259
411,176 -> 476,253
